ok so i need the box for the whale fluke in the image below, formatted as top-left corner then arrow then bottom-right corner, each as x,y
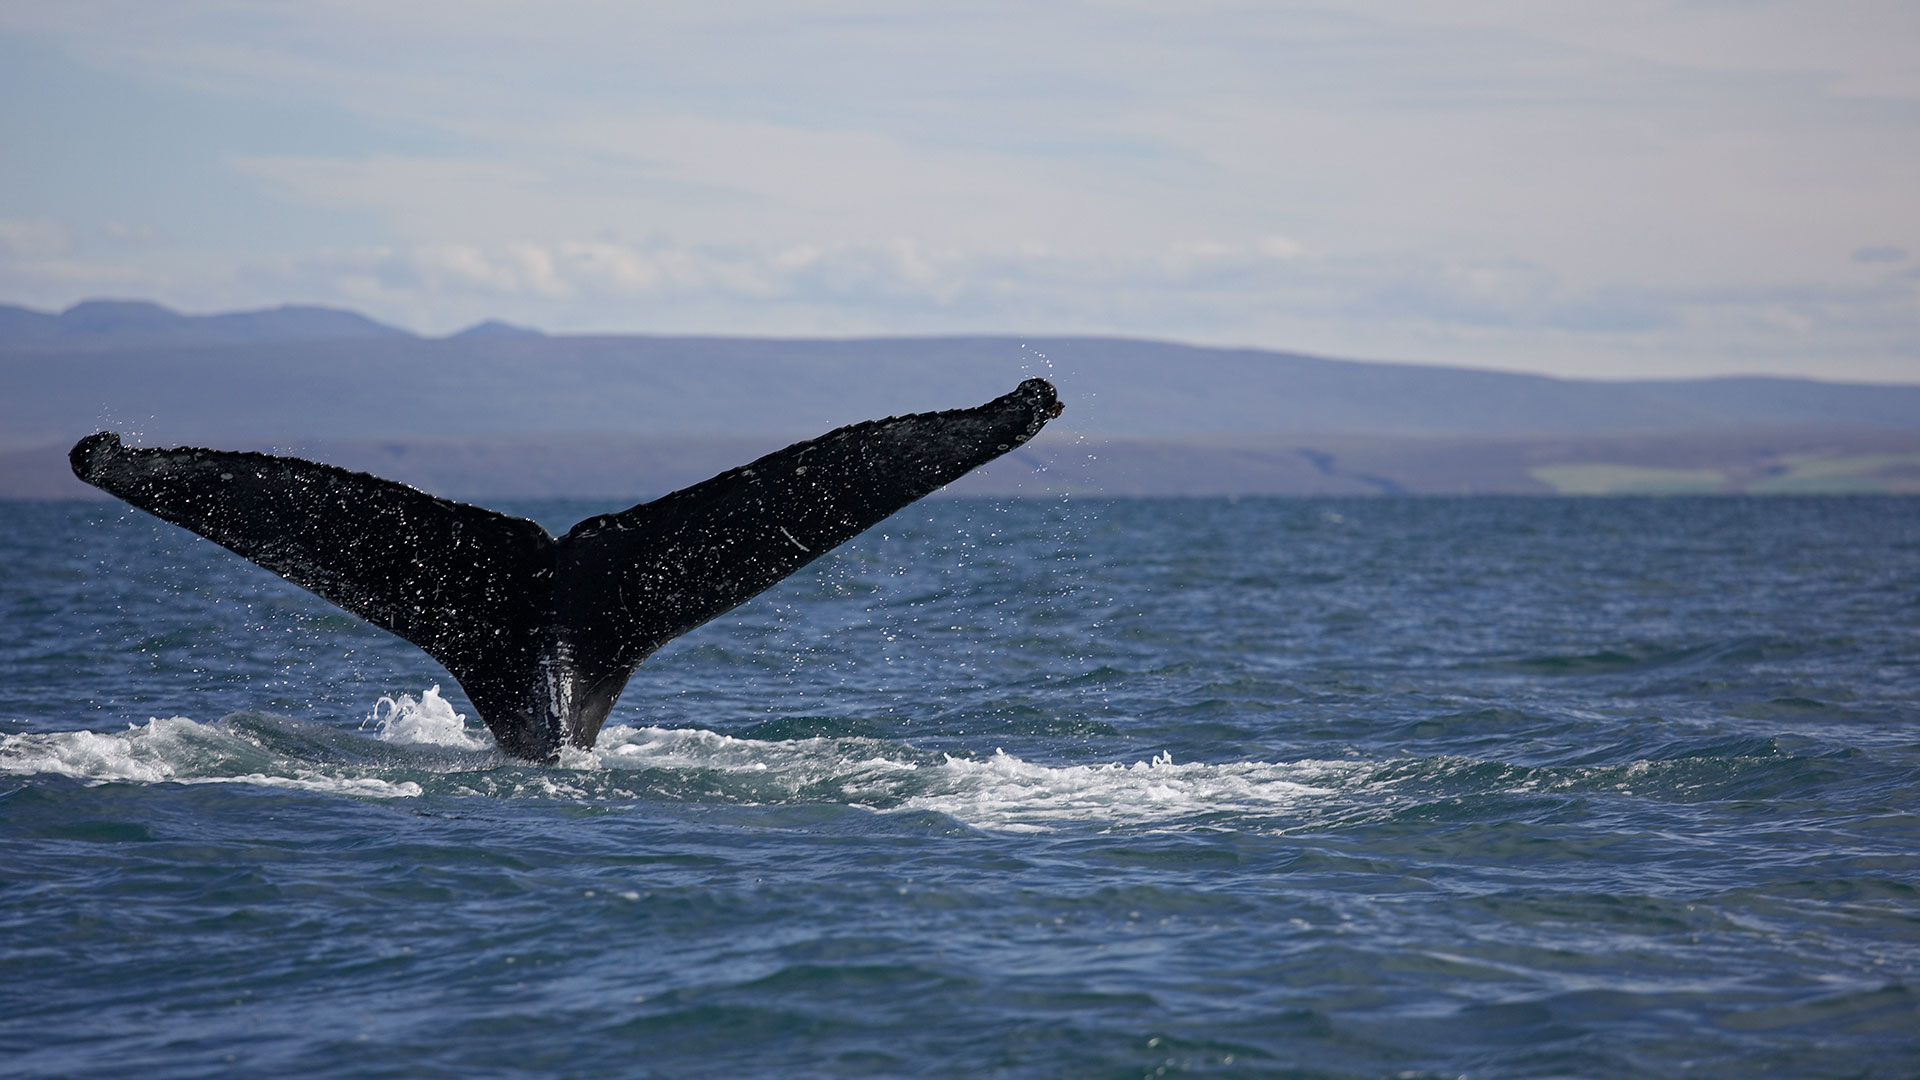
72,378 -> 1062,760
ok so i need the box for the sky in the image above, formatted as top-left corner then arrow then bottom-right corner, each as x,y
1,1 -> 1916,382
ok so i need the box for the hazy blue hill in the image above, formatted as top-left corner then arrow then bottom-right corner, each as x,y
0,299 -> 412,349
450,319 -> 544,339
0,303 -> 61,340
53,300 -> 188,338
6,298 -> 1919,496
196,304 -> 414,343
1617,376 -> 1920,430
7,328 -> 1919,450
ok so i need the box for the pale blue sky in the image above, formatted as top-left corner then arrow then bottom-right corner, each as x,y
2,1 -> 1916,380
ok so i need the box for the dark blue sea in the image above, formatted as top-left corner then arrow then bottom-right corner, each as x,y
3,496 -> 1917,1078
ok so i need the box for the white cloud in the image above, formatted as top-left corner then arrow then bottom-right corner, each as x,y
1854,246 -> 1910,265
1349,0 -> 1920,101
0,218 -> 70,257
228,155 -> 550,237
102,221 -> 168,246
191,235 -> 1904,380
1259,235 -> 1304,259
3,2 -> 1918,379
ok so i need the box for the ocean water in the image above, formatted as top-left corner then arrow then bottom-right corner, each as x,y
3,495 -> 1917,1079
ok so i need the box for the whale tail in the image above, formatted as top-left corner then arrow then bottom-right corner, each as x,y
71,378 -> 1062,760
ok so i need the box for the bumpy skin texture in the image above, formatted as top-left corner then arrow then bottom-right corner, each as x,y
71,378 -> 1062,760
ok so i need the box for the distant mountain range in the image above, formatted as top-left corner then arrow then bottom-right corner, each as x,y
0,299 -> 423,348
3,299 -> 1917,497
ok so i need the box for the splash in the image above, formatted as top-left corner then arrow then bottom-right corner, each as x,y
367,685 -> 490,750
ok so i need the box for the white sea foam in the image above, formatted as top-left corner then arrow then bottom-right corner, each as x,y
899,749 -> 1345,831
0,716 -> 422,798
3,695 -> 1357,827
592,724 -> 917,778
368,685 -> 489,749
585,724 -> 1352,831
0,716 -> 208,785
190,772 -> 424,796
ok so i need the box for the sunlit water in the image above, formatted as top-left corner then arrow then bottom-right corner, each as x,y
3,497 -> 1917,1078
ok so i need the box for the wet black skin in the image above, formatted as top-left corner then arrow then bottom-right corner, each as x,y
71,379 -> 1063,761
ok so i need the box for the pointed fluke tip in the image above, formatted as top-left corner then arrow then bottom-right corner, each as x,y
70,431 -> 124,484
1016,377 -> 1064,419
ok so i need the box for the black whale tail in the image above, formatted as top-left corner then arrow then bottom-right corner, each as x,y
71,378 -> 1063,760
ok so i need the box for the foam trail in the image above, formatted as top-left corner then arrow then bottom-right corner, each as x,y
586,726 -> 1353,831
900,749 -> 1343,831
3,703 -> 1357,828
0,717 -> 423,798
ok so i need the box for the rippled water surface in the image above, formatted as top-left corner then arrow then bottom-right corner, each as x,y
4,496 -> 1918,1078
